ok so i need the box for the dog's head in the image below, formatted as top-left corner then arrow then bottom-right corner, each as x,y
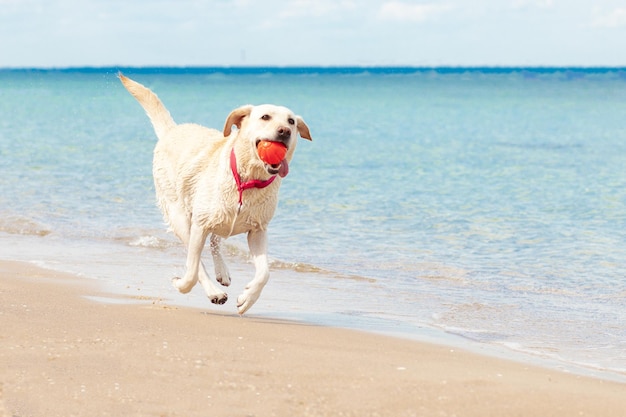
224,104 -> 312,177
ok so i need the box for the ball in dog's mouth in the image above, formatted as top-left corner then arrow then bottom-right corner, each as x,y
257,140 -> 289,177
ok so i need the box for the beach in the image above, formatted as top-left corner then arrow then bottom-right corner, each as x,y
1,260 -> 625,417
2,69 -> 626,377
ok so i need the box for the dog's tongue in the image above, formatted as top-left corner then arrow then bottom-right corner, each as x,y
278,159 -> 289,178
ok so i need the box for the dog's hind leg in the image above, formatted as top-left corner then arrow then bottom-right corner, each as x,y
210,234 -> 231,287
172,221 -> 205,293
169,213 -> 227,304
197,261 -> 228,305
237,230 -> 270,315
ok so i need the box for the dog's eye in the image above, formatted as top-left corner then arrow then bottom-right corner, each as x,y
288,118 -> 295,125
261,114 -> 271,121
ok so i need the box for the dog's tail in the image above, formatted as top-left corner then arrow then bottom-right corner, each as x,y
119,73 -> 176,141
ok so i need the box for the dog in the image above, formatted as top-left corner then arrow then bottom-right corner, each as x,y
119,74 -> 312,314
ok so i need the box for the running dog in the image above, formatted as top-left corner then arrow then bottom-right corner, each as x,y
119,74 -> 312,314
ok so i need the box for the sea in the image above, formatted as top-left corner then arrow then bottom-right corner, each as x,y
1,67 -> 625,382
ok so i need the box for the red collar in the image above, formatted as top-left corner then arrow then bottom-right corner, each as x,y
230,148 -> 276,208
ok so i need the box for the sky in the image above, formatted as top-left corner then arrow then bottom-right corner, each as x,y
1,0 -> 625,68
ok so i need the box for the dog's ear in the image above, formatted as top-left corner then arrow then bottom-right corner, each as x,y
296,116 -> 312,141
223,105 -> 253,137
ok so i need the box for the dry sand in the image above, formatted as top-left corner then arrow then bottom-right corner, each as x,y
1,260 -> 625,417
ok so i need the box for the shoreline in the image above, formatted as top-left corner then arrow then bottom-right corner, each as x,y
1,259 -> 625,417
2,231 -> 626,385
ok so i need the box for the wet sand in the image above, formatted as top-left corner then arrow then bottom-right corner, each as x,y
1,260 -> 625,417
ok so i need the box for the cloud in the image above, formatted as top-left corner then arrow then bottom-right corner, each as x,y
254,0 -> 357,29
592,8 -> 626,28
377,1 -> 453,22
510,0 -> 553,9
277,0 -> 357,19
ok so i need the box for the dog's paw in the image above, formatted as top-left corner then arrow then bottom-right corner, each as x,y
172,276 -> 194,294
210,292 -> 228,305
216,272 -> 231,287
214,263 -> 231,287
236,290 -> 260,315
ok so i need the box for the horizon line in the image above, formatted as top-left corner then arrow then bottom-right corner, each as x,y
1,66 -> 625,78
2,65 -> 626,71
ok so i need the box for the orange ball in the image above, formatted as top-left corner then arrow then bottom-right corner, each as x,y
257,140 -> 287,165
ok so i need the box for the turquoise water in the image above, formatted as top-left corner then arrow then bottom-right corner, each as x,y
1,68 -> 625,380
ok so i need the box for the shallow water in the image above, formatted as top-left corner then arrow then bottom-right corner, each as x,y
1,67 -> 625,381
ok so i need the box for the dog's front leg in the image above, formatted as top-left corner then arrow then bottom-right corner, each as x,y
237,230 -> 270,315
172,222 -> 207,294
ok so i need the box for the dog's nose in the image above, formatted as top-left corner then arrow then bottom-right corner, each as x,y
277,126 -> 291,140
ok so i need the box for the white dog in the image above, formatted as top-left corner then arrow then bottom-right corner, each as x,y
119,74 -> 312,314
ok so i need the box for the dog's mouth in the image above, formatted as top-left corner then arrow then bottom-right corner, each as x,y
256,140 -> 289,178
267,161 -> 288,177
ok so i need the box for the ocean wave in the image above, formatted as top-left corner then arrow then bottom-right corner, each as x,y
112,229 -> 179,250
127,235 -> 175,249
116,233 -> 376,282
269,259 -> 324,273
269,258 -> 377,282
415,262 -> 470,284
0,215 -> 51,237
